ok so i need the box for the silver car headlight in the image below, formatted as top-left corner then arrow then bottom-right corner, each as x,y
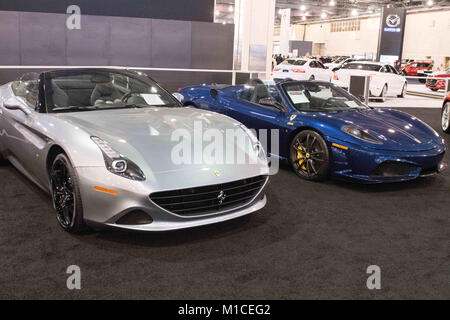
91,136 -> 146,181
341,125 -> 382,144
238,124 -> 267,161
253,141 -> 267,161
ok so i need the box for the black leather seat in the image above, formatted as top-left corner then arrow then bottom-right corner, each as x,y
51,82 -> 69,107
251,84 -> 271,104
90,83 -> 123,105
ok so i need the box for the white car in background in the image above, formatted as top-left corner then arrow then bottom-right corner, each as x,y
325,57 -> 356,70
273,58 -> 333,82
331,61 -> 407,102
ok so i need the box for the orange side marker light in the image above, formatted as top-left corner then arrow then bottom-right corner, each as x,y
332,143 -> 349,150
94,186 -> 118,195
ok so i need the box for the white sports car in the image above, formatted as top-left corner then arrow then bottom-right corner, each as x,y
331,61 -> 407,102
324,57 -> 356,71
273,58 -> 333,82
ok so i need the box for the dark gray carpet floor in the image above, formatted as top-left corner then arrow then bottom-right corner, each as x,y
0,107 -> 449,299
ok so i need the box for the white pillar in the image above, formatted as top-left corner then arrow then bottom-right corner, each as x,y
233,0 -> 275,79
279,8 -> 291,56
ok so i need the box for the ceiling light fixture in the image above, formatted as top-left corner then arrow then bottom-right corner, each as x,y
427,0 -> 433,6
302,16 -> 307,21
300,5 -> 306,11
329,0 -> 336,6
321,12 -> 327,19
228,5 -> 234,12
351,9 -> 358,16
215,10 -> 220,16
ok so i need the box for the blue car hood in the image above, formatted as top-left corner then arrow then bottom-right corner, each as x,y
307,108 -> 442,152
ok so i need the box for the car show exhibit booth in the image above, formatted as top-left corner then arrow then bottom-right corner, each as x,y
0,0 -> 238,91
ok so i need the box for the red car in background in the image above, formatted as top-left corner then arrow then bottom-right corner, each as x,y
442,92 -> 450,133
400,61 -> 433,76
426,68 -> 450,91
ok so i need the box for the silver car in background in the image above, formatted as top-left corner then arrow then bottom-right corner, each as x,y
0,69 -> 269,233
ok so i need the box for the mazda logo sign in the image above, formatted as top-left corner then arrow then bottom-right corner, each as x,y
386,14 -> 401,28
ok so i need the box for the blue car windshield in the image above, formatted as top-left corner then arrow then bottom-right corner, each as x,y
282,82 -> 367,112
239,80 -> 284,105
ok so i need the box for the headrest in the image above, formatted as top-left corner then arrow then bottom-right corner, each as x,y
247,78 -> 264,86
91,73 -> 111,84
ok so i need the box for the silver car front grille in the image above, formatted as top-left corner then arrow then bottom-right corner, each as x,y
149,175 -> 268,216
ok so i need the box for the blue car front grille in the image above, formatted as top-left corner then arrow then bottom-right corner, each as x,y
372,161 -> 418,178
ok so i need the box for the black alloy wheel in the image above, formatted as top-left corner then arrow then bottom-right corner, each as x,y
290,130 -> 330,181
50,153 -> 86,233
0,152 -> 7,165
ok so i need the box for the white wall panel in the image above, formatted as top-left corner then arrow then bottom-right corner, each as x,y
302,17 -> 379,57
293,8 -> 449,66
402,9 -> 450,68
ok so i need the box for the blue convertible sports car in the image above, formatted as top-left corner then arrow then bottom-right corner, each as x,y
178,80 -> 447,183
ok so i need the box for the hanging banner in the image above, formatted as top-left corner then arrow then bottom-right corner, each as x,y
279,8 -> 291,56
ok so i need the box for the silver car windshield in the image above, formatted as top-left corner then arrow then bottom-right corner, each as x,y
45,70 -> 180,113
11,72 -> 40,108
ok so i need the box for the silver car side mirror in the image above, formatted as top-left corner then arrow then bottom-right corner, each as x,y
172,92 -> 184,104
3,97 -> 31,115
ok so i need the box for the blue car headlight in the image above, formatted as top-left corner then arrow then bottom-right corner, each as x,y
91,136 -> 146,181
341,125 -> 382,144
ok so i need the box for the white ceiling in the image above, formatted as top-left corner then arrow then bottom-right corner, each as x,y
215,0 -> 450,24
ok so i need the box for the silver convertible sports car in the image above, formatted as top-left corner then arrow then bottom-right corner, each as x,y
0,69 -> 269,233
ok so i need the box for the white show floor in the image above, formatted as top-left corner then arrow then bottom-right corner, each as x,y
368,94 -> 443,109
407,83 -> 446,97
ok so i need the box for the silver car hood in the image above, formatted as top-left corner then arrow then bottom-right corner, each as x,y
56,107 -> 268,183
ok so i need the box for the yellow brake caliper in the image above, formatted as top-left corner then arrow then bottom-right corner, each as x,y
297,146 -> 307,171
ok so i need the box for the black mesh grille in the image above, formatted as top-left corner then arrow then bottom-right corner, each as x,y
372,161 -> 417,177
420,166 -> 438,176
150,175 -> 267,216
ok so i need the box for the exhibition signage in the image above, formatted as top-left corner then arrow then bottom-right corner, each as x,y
377,6 -> 406,63
279,8 -> 291,56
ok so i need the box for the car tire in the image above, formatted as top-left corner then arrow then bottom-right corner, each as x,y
442,102 -> 450,133
0,152 -> 8,165
309,75 -> 315,81
398,83 -> 407,98
378,85 -> 387,102
430,88 -> 439,92
50,153 -> 88,233
289,130 -> 330,182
